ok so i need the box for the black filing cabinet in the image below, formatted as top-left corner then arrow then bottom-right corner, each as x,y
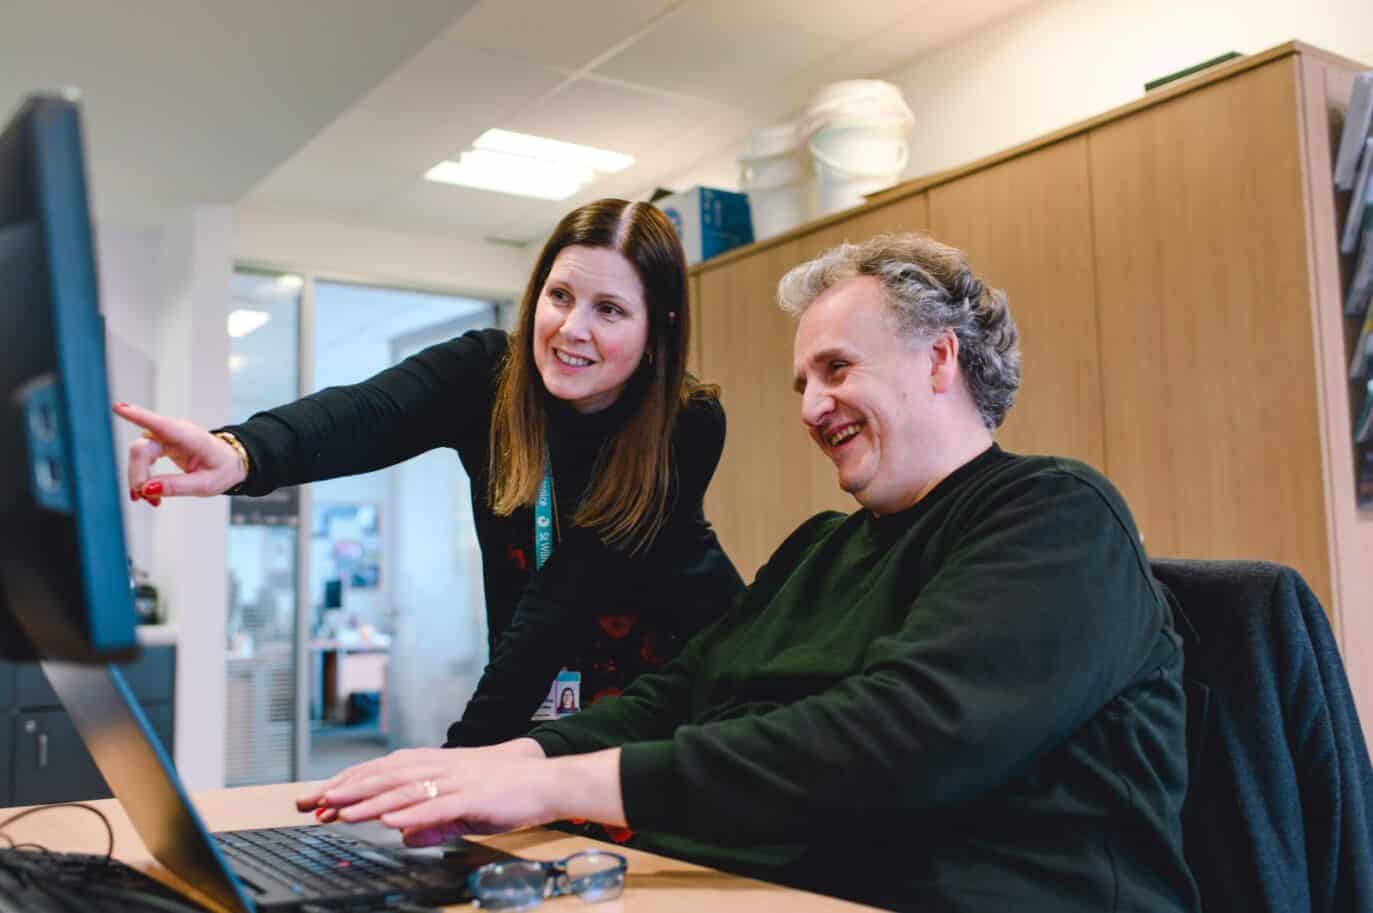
0,645 -> 176,806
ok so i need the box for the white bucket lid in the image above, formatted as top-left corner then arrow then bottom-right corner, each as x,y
800,79 -> 914,141
809,120 -> 910,179
738,121 -> 801,161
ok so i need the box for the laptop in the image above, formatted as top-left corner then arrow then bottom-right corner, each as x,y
40,660 -> 516,912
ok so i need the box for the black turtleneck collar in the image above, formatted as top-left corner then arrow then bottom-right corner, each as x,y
868,443 -> 1005,536
543,366 -> 651,441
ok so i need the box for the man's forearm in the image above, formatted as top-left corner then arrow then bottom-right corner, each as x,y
544,748 -> 627,828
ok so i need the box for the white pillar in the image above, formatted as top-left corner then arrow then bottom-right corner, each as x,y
153,205 -> 233,790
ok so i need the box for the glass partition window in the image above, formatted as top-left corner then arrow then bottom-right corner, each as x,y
222,268 -> 500,782
225,271 -> 300,786
305,280 -> 497,778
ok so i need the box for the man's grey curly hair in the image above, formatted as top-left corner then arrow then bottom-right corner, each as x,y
777,233 -> 1021,429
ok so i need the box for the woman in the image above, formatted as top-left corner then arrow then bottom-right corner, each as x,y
116,198 -> 743,747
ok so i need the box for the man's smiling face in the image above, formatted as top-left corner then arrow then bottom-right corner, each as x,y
792,275 -> 947,516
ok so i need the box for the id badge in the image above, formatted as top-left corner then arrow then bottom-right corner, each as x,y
531,669 -> 581,721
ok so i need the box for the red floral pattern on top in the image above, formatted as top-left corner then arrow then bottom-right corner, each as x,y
597,615 -> 636,639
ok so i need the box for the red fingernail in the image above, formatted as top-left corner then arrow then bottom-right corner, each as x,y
148,498 -> 162,508
314,808 -> 325,819
144,481 -> 163,496
130,488 -> 139,502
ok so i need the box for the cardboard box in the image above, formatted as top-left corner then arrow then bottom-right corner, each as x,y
654,186 -> 754,266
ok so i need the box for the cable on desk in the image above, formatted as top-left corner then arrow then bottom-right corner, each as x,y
0,803 -> 115,863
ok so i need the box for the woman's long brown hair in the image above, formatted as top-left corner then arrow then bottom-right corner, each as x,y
488,198 -> 717,555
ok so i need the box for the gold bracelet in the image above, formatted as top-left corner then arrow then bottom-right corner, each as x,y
213,431 -> 251,487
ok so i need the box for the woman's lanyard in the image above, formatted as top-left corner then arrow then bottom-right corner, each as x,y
530,452 -> 579,720
533,453 -> 557,570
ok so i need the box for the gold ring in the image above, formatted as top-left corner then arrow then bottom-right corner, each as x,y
421,779 -> 439,800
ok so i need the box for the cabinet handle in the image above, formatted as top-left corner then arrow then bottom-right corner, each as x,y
38,732 -> 48,769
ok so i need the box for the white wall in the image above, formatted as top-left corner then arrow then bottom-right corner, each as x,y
233,206 -> 529,300
93,208 -> 235,790
663,0 -> 1373,203
153,205 -> 234,790
98,224 -> 160,580
883,0 -> 1373,182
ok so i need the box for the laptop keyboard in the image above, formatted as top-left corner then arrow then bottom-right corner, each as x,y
214,826 -> 450,902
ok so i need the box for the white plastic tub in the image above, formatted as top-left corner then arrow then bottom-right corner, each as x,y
738,122 -> 811,240
801,81 -> 914,215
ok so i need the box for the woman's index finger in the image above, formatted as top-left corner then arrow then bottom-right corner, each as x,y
112,402 -> 181,438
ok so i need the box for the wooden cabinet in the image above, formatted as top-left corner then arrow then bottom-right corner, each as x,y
929,138 -> 1105,469
699,240 -> 818,577
795,193 -> 930,262
690,41 -> 1373,719
1088,58 -> 1331,594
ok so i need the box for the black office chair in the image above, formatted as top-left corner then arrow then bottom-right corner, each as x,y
1150,558 -> 1373,913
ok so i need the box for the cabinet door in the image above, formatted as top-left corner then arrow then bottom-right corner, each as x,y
11,703 -> 173,806
687,273 -> 703,379
13,709 -> 111,804
0,710 -> 11,807
0,662 -> 13,710
1088,57 -> 1332,603
929,137 -> 1105,469
699,239 -> 825,579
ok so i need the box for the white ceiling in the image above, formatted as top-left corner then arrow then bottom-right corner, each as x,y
247,0 -> 1036,243
4,0 -> 1034,240
0,0 -> 477,226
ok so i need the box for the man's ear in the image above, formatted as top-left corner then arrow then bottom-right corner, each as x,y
930,329 -> 960,394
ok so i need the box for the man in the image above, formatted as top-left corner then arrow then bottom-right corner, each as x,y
301,234 -> 1200,913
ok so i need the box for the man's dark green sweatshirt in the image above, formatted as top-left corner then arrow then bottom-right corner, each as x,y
529,445 -> 1200,913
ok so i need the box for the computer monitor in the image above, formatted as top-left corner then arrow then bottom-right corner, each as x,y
0,92 -> 139,663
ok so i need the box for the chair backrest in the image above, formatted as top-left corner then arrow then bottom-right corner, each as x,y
1150,558 -> 1373,913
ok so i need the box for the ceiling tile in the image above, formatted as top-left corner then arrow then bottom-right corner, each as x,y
277,114 -> 483,185
356,39 -> 570,131
862,0 -> 1039,64
732,0 -> 931,43
0,0 -> 476,226
448,0 -> 685,69
363,177 -> 546,240
246,159 -> 414,217
593,0 -> 840,105
494,205 -> 578,246
501,76 -> 734,157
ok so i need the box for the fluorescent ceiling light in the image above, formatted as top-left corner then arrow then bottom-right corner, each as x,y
426,149 -> 592,201
425,130 -> 634,200
227,309 -> 271,338
475,129 -> 634,174
275,274 -> 303,291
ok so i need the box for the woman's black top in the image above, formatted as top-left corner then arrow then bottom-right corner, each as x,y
220,328 -> 743,746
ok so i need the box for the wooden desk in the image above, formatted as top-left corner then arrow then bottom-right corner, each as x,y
0,782 -> 878,912
307,639 -> 390,726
